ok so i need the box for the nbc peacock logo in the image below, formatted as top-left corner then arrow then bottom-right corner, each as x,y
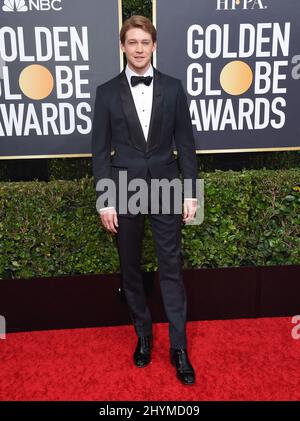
1,0 -> 62,12
2,0 -> 28,12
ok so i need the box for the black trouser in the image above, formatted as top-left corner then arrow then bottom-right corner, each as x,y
115,177 -> 187,349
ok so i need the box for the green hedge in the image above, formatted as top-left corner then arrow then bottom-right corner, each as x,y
46,151 -> 300,180
0,169 -> 299,279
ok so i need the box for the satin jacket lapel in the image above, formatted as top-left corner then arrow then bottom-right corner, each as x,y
119,70 -> 146,152
146,68 -> 163,153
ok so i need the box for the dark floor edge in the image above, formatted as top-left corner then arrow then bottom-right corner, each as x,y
0,265 -> 299,333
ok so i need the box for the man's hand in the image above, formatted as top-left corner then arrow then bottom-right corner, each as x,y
100,207 -> 118,234
183,199 -> 197,223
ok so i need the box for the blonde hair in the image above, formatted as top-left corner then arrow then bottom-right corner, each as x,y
120,15 -> 157,44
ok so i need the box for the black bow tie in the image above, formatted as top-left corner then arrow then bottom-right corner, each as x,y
130,75 -> 153,87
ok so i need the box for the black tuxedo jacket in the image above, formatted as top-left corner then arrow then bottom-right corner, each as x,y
91,67 -> 198,212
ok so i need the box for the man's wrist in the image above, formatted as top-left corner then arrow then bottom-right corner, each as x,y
99,206 -> 116,213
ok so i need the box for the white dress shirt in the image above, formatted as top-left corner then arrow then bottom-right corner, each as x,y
125,64 -> 153,141
99,64 -> 196,213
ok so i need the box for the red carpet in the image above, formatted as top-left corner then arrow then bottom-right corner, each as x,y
0,317 -> 299,401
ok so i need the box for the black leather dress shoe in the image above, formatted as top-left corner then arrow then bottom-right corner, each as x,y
170,348 -> 195,385
133,335 -> 152,368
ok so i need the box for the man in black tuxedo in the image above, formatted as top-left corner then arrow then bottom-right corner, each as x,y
92,16 -> 198,385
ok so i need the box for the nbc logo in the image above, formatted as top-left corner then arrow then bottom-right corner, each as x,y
1,0 -> 62,12
2,0 -> 28,12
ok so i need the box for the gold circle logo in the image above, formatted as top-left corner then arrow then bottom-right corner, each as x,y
19,65 -> 54,100
220,60 -> 253,96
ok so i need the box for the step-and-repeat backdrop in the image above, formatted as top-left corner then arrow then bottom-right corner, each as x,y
0,0 -> 121,158
155,0 -> 300,152
1,0 -> 299,157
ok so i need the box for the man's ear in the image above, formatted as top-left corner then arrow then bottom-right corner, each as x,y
120,42 -> 125,53
152,42 -> 157,52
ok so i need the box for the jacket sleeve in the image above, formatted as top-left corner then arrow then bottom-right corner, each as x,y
91,86 -> 114,207
173,80 -> 198,199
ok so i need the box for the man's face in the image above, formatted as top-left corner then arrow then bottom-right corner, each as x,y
121,27 -> 156,73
